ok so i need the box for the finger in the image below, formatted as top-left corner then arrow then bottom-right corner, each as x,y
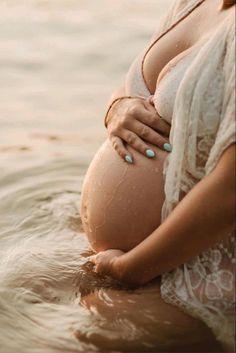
110,135 -> 134,164
141,100 -> 171,136
124,101 -> 157,126
138,110 -> 171,137
122,130 -> 156,158
132,121 -> 171,151
142,99 -> 158,112
90,256 -> 102,274
88,255 -> 97,264
145,95 -> 154,107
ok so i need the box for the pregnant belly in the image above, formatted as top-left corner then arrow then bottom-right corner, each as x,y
79,138 -> 168,252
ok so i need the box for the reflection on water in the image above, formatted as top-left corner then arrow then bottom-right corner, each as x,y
0,1 -> 223,352
1,157 -> 216,352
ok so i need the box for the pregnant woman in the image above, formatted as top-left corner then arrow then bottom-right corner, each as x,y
80,0 -> 235,350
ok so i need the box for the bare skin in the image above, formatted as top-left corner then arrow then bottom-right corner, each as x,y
80,0 -> 234,253
79,0 -> 235,350
108,0 -> 235,159
80,284 -> 223,352
91,144 -> 235,285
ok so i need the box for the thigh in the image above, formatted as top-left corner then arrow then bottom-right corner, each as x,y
79,281 -> 223,352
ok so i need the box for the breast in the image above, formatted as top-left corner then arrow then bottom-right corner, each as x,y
153,48 -> 198,124
125,52 -> 150,97
79,42 -> 199,253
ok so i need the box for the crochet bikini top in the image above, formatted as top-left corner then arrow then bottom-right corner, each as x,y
125,44 -> 200,124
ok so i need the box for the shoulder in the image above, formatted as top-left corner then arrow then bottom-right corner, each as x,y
150,0 -> 203,42
223,13 -> 235,75
171,0 -> 204,17
162,0 -> 205,31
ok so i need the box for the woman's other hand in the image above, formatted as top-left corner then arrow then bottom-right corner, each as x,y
106,96 -> 172,164
89,249 -> 144,287
89,249 -> 125,281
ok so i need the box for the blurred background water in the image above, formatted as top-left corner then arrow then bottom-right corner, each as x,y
0,0 -> 172,253
0,0 -> 171,166
0,0 -> 173,256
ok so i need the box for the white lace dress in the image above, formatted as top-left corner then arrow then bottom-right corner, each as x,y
125,0 -> 235,350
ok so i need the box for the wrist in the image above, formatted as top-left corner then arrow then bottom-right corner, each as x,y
104,95 -> 146,128
104,97 -> 127,128
113,254 -> 145,287
111,255 -> 127,282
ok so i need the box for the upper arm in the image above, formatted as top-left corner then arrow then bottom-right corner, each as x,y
212,143 -> 235,192
211,143 -> 236,229
209,144 -> 236,228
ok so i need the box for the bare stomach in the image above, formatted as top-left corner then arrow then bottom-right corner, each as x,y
79,138 -> 168,252
79,139 -> 224,352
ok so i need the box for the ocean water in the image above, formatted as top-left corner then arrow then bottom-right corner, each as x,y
0,1 -> 224,352
0,0 -> 172,163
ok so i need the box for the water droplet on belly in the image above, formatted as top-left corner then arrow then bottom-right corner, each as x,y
93,164 -> 129,243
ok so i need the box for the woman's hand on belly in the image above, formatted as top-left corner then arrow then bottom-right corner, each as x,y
106,96 -> 172,164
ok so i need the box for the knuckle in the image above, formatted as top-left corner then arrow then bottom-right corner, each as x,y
127,105 -> 138,117
149,116 -> 157,126
118,148 -> 125,158
109,126 -> 116,135
111,115 -> 125,130
110,116 -> 122,129
113,141 -> 119,150
126,133 -> 136,145
120,116 -> 129,128
140,126 -> 149,138
114,126 -> 122,135
112,139 -> 125,157
118,115 -> 125,124
111,124 -> 121,135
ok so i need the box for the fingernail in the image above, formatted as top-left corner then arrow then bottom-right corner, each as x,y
146,149 -> 155,158
163,143 -> 172,152
125,155 -> 133,164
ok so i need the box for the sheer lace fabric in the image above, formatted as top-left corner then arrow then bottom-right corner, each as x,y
159,4 -> 235,351
124,0 -> 235,350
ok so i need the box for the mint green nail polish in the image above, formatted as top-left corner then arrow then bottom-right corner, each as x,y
125,155 -> 133,164
146,149 -> 155,158
163,143 -> 172,152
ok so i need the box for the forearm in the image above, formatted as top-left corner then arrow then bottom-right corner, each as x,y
104,83 -> 128,127
118,146 -> 235,285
